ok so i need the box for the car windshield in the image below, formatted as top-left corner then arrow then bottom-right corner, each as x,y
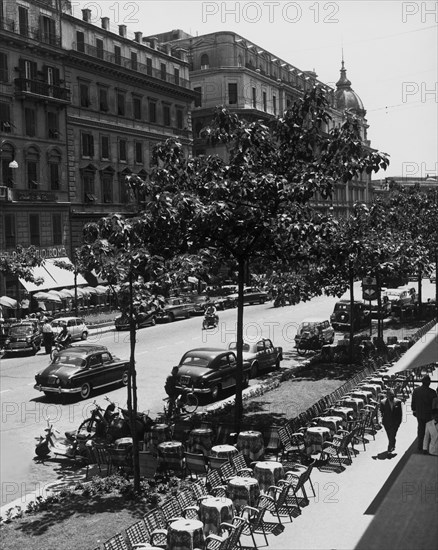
229,342 -> 251,352
52,353 -> 86,367
335,304 -> 348,310
51,320 -> 67,328
180,355 -> 210,368
386,291 -> 401,297
9,325 -> 34,337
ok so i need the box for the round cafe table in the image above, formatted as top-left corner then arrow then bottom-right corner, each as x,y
317,415 -> 344,436
157,440 -> 185,472
167,519 -> 205,550
341,397 -> 365,418
253,461 -> 284,494
328,406 -> 355,423
147,423 -> 171,453
227,476 -> 260,509
210,444 -> 238,460
305,426 -> 331,455
358,384 -> 381,400
236,431 -> 265,462
187,428 -> 213,456
199,496 -> 234,536
351,390 -> 373,404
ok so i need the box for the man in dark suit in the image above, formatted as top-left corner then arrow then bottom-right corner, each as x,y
380,388 -> 403,453
411,375 -> 436,451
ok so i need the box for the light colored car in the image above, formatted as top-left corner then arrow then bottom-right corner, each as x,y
227,286 -> 269,306
51,317 -> 89,341
228,338 -> 283,378
294,318 -> 335,355
383,287 -> 416,309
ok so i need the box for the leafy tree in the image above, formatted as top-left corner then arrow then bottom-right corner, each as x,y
0,245 -> 43,282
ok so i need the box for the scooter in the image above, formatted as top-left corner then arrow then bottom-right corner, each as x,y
202,313 -> 218,330
35,422 -> 87,460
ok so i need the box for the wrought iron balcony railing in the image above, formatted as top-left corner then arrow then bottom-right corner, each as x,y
15,78 -> 71,102
0,18 -> 61,47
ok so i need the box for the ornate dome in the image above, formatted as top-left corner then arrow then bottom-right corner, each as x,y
335,61 -> 366,115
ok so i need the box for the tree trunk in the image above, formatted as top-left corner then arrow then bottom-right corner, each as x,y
417,271 -> 422,318
74,271 -> 78,316
376,272 -> 383,341
234,258 -> 245,433
128,273 -> 140,492
348,266 -> 355,363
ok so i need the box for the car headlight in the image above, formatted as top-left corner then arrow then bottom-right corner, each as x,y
5,339 -> 10,345
26,337 -> 32,344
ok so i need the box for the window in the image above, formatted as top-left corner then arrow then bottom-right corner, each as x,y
117,92 -> 125,116
163,104 -> 170,126
76,31 -> 85,53
79,83 -> 90,107
27,161 -> 38,189
273,94 -> 277,115
160,63 -> 166,81
47,111 -> 59,139
146,58 -> 152,76
149,101 -> 156,123
101,135 -> 110,160
0,53 -> 8,83
133,96 -> 142,119
82,169 -> 96,202
96,38 -> 104,59
41,16 -> 56,45
29,214 -> 40,246
228,83 -> 237,105
114,45 -> 121,65
24,107 -> 36,136
52,214 -> 62,245
174,68 -> 179,85
0,102 -> 12,133
1,159 -> 14,187
131,51 -> 138,70
101,172 -> 113,203
200,53 -> 209,69
18,6 -> 29,36
135,141 -> 143,163
194,87 -> 202,108
176,109 -> 183,129
81,132 -> 94,157
119,172 -> 131,203
49,162 -> 59,190
119,139 -> 127,162
263,91 -> 267,112
252,87 -> 256,108
4,214 -> 16,248
99,87 -> 109,111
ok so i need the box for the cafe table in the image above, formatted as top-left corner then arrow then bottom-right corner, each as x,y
304,426 -> 331,455
328,406 -> 355,423
341,397 -> 365,417
227,476 -> 260,509
351,390 -> 373,404
316,415 -> 344,436
210,444 -> 239,460
167,518 -> 205,550
358,384 -> 382,400
253,461 -> 284,494
157,440 -> 185,473
198,496 -> 234,536
236,431 -> 265,462
186,428 -> 214,456
367,377 -> 386,389
146,423 -> 172,453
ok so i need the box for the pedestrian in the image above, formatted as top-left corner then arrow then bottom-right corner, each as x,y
432,387 -> 438,411
41,320 -> 54,354
164,366 -> 179,419
423,408 -> 438,456
411,375 -> 436,451
380,388 -> 403,453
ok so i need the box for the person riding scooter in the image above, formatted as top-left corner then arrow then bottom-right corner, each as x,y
204,302 -> 219,328
55,324 -> 72,350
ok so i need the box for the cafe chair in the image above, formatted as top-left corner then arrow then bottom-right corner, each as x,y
142,509 -> 168,548
207,455 -> 229,471
204,518 -> 247,550
206,470 -> 227,497
232,452 -> 254,477
219,460 -> 236,483
238,505 -> 285,547
185,451 -> 208,480
161,497 -> 185,526
92,443 -> 112,476
191,480 -> 214,504
103,533 -> 129,550
277,427 -> 307,464
214,423 -> 237,445
256,482 -> 301,524
319,430 -> 352,471
176,489 -> 200,520
261,427 -> 282,460
125,520 -> 164,550
280,473 -> 309,508
107,447 -> 133,475
171,419 -> 193,443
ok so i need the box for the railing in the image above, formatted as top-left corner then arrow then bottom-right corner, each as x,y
72,42 -> 190,89
0,18 -> 61,47
14,78 -> 71,102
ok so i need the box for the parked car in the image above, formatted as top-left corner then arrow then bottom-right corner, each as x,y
156,297 -> 193,322
34,344 -> 129,399
51,317 -> 89,341
330,300 -> 371,332
115,309 -> 157,330
226,286 -> 269,306
368,294 -> 393,318
228,338 -> 283,378
294,318 -> 335,355
2,321 -> 42,355
383,287 -> 416,311
174,348 -> 251,401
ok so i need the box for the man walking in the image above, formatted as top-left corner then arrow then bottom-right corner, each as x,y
411,375 -> 436,451
423,408 -> 438,456
41,320 -> 54,355
380,388 -> 403,453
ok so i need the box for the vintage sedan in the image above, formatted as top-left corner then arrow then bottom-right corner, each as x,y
294,318 -> 335,355
227,286 -> 269,306
115,309 -> 157,330
174,348 -> 251,401
156,297 -> 193,322
3,321 -> 42,355
34,344 -> 129,400
228,338 -> 283,378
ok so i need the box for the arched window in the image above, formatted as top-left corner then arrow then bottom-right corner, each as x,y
47,148 -> 62,191
200,53 -> 209,70
1,142 -> 16,188
25,146 -> 40,189
237,55 -> 242,67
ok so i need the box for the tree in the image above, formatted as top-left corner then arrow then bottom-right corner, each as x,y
0,245 -> 43,282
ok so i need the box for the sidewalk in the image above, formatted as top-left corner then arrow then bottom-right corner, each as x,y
249,369 -> 437,550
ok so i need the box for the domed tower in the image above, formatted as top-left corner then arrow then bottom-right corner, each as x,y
335,60 -> 366,117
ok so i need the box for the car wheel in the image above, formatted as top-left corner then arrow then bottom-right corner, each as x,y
81,331 -> 88,340
250,362 -> 259,378
297,346 -> 308,356
150,316 -> 156,326
121,371 -> 129,386
168,313 -> 175,322
80,383 -> 91,400
260,298 -> 265,304
210,385 -> 220,401
32,344 -> 38,355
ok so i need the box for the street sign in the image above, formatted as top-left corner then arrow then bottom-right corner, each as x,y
363,287 -> 378,301
362,277 -> 377,287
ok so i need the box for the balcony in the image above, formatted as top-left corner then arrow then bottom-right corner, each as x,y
72,43 -> 190,89
0,18 -> 61,47
14,78 -> 71,104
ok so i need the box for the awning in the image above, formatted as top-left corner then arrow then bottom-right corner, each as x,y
390,324 -> 438,373
0,296 -> 18,309
19,258 -> 87,292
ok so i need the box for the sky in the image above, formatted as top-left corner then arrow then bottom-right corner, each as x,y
70,0 -> 438,180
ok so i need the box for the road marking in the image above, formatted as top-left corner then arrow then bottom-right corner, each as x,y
136,350 -> 149,356
156,346 -> 166,350
0,389 -> 12,394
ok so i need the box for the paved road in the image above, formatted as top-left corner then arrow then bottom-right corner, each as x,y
0,279 -> 433,507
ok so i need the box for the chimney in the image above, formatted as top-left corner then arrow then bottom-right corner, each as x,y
119,25 -> 127,38
148,37 -> 158,49
82,8 -> 91,22
134,32 -> 143,43
101,17 -> 109,30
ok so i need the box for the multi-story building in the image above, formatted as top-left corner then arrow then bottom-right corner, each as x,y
150,30 -> 373,216
0,1 -> 196,301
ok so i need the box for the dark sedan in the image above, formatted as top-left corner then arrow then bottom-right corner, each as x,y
34,344 -> 129,400
174,348 -> 251,401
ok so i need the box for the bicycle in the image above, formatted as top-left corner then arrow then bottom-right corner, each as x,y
163,387 -> 199,421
